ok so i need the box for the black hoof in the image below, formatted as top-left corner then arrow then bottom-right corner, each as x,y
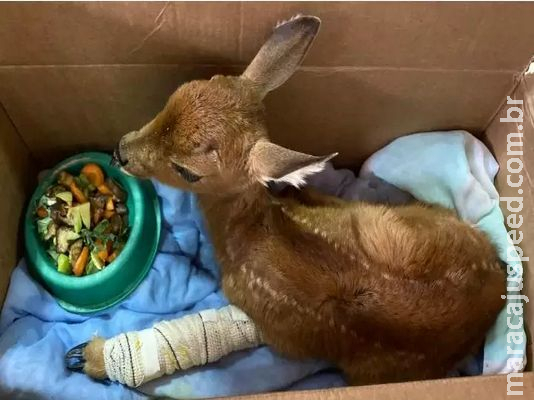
65,342 -> 88,371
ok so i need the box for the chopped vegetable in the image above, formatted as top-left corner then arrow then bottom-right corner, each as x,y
69,239 -> 83,266
115,203 -> 128,215
106,197 -> 114,211
36,206 -> 48,218
91,193 -> 107,209
108,249 -> 120,263
109,214 -> 123,234
50,202 -> 70,226
70,181 -> 87,204
70,182 -> 87,203
68,205 -> 82,233
103,209 -> 114,220
81,163 -> 105,187
90,251 -> 105,270
47,248 -> 59,262
57,254 -> 72,275
56,191 -> 73,206
35,163 -> 129,277
58,171 -> 74,188
106,178 -> 127,202
97,183 -> 113,196
73,246 -> 89,276
47,185 -> 67,198
37,217 -> 52,238
56,227 -> 80,253
75,174 -> 92,191
93,207 -> 103,225
79,202 -> 91,229
39,194 -> 57,208
85,260 -> 99,275
44,221 -> 57,241
90,194 -> 106,225
97,247 -> 108,263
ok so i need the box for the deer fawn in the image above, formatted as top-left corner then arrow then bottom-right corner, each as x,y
72,15 -> 505,385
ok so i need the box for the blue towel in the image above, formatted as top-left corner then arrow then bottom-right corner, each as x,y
0,130 -> 523,399
0,182 -> 345,400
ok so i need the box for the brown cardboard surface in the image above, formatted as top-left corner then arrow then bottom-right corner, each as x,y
0,1 -> 528,167
223,373 -> 534,399
3,2 -> 534,72
0,104 -> 33,304
0,65 -> 238,166
242,2 -> 534,70
265,68 -> 515,166
0,66 -> 515,167
0,2 -> 241,65
485,70 -> 534,369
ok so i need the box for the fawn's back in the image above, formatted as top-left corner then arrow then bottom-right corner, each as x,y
202,186 -> 506,384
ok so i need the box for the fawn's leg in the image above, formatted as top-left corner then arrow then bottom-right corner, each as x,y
65,305 -> 263,387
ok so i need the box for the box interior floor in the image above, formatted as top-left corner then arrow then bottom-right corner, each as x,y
0,2 -> 532,398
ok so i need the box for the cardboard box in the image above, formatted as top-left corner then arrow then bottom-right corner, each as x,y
0,2 -> 532,398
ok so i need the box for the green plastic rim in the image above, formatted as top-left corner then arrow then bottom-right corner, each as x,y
24,152 -> 161,314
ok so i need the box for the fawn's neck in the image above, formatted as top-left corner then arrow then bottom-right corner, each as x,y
197,184 -> 273,266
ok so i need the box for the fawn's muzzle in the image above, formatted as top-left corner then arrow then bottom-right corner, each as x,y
111,147 -> 128,167
111,138 -> 129,168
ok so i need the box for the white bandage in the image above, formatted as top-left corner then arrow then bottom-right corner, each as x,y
103,305 -> 264,387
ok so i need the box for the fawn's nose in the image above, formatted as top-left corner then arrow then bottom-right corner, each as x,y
111,141 -> 128,167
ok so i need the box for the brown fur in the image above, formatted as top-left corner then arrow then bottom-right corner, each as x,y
87,15 -> 506,385
83,337 -> 106,379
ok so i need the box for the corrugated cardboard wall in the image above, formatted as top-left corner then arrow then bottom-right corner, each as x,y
0,105 -> 33,303
1,2 -> 534,167
485,71 -> 534,368
225,374 -> 534,400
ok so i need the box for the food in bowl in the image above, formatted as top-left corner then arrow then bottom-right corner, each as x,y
34,163 -> 129,276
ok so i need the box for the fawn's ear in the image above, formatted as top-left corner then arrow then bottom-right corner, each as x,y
250,141 -> 337,187
242,15 -> 320,97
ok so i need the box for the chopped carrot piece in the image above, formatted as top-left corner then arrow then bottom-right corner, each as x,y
73,246 -> 89,276
95,240 -> 109,263
103,210 -> 115,220
70,182 -> 87,203
36,206 -> 48,218
105,197 -> 114,211
81,163 -> 105,187
58,171 -> 74,188
97,248 -> 108,263
97,183 -> 113,195
108,250 -> 119,263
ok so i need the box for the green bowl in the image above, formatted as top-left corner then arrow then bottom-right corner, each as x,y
24,152 -> 161,314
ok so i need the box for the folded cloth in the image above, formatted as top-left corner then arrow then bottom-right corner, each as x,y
0,130 -> 523,400
360,130 -> 526,374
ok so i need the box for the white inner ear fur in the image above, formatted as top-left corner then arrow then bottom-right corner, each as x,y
261,153 -> 337,188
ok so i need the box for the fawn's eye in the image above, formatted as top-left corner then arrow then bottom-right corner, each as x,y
171,162 -> 202,183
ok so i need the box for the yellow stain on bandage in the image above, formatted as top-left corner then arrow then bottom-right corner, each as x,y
177,345 -> 191,364
164,349 -> 176,368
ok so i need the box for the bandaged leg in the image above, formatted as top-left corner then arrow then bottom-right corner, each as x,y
102,305 -> 264,387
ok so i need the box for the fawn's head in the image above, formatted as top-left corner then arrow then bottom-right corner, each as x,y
114,15 -> 336,195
